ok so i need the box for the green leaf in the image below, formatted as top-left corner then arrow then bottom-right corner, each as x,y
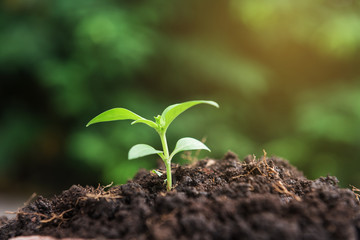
170,137 -> 210,159
128,144 -> 163,160
86,108 -> 154,128
131,119 -> 158,129
160,100 -> 219,131
152,169 -> 163,177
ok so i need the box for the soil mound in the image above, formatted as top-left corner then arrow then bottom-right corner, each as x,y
1,152 -> 360,240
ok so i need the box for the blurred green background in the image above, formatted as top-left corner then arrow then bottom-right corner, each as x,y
1,0 -> 360,195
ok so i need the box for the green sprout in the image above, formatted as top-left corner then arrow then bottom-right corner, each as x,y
86,100 -> 219,191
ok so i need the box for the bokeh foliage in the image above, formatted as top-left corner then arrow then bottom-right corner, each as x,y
0,0 -> 359,192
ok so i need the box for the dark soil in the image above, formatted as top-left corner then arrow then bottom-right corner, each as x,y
1,152 -> 360,240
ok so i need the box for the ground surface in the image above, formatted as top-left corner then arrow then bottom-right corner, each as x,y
0,195 -> 29,220
1,152 -> 360,240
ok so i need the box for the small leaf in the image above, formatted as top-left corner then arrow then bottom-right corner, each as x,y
152,169 -> 163,177
170,137 -> 210,159
131,119 -> 158,129
160,100 -> 219,131
86,108 -> 155,128
128,144 -> 163,160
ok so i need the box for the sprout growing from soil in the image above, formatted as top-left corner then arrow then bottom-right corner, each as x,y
86,100 -> 219,191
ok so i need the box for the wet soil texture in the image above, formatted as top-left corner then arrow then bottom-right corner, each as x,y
1,152 -> 360,240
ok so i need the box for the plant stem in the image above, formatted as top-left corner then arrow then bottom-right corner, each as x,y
160,131 -> 170,159
159,131 -> 172,191
164,160 -> 172,191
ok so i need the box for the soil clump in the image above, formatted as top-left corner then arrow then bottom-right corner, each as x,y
1,152 -> 360,240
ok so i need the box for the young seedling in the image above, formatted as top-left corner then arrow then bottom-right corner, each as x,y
86,100 -> 219,191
